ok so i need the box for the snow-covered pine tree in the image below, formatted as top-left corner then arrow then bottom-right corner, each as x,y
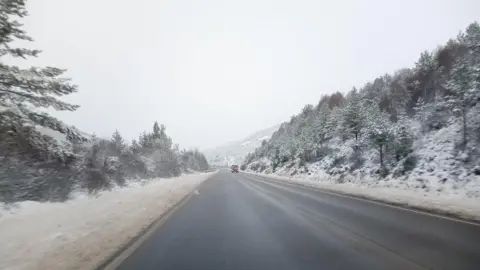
0,0 -> 85,159
391,107 -> 413,162
298,126 -> 315,162
147,122 -> 180,176
461,22 -> 480,57
151,121 -> 172,150
270,147 -> 281,172
441,22 -> 480,147
77,136 -> 111,193
413,51 -> 438,102
324,106 -> 342,140
138,131 -> 152,152
444,31 -> 479,146
413,98 -> 430,134
130,139 -> 141,155
109,129 -> 126,155
445,63 -> 474,146
458,22 -> 480,101
362,75 -> 390,105
311,105 -> 330,145
365,106 -> 393,168
195,149 -> 209,171
153,121 -> 161,137
342,88 -> 365,140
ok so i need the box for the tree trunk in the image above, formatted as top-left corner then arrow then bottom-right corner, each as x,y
462,108 -> 467,147
379,145 -> 384,167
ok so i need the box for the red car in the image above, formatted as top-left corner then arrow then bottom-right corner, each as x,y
231,165 -> 239,173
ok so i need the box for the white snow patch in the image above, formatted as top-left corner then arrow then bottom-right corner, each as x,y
257,136 -> 269,141
0,172 -> 216,270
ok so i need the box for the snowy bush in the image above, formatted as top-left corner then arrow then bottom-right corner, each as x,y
349,148 -> 365,172
314,145 -> 332,160
330,154 -> 346,169
392,154 -> 418,177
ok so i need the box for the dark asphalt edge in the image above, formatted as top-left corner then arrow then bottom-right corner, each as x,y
242,171 -> 480,225
95,172 -> 218,270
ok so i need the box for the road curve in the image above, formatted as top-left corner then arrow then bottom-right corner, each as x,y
114,170 -> 480,270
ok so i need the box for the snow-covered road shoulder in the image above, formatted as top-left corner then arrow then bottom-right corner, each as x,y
0,172 -> 216,270
245,171 -> 480,223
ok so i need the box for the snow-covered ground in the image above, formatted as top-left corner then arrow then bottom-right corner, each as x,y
244,171 -> 480,222
0,172 -> 216,270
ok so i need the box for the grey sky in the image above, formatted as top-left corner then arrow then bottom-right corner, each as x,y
21,0 -> 480,149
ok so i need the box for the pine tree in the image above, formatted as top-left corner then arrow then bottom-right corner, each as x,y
444,59 -> 476,146
138,131 -> 151,151
271,147 -> 281,172
442,22 -> 480,147
0,0 -> 85,150
392,108 -> 413,162
151,122 -> 172,150
414,51 -> 438,102
110,129 -> 125,154
311,105 -> 330,145
298,126 -> 315,162
413,98 -> 430,134
342,88 -> 364,140
365,106 -> 393,168
130,139 -> 140,154
153,121 -> 161,138
323,107 -> 342,140
461,22 -> 480,57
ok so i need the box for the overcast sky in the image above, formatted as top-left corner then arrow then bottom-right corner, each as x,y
20,0 -> 480,149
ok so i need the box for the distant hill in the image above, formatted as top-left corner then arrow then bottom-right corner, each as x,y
204,124 -> 280,166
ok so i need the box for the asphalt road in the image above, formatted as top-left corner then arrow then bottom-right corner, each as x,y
115,170 -> 480,270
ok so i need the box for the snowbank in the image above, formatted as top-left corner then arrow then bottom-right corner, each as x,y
245,171 -> 480,222
0,172 -> 216,270
245,118 -> 480,222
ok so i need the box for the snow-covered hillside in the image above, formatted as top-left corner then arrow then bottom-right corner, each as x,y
243,21 -> 480,201
204,124 -> 280,166
247,117 -> 480,198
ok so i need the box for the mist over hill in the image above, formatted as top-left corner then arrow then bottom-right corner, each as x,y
204,124 -> 280,166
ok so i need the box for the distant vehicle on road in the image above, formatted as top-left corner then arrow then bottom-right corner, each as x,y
231,165 -> 239,173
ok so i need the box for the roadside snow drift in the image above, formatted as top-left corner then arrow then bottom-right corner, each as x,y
0,172 -> 216,270
245,172 -> 480,222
